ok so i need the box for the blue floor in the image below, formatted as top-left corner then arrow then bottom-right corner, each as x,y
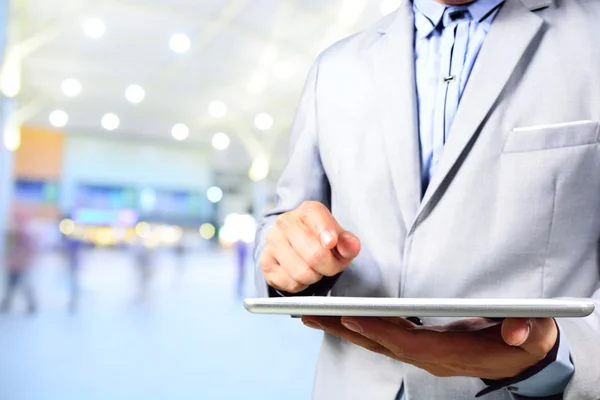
0,249 -> 322,400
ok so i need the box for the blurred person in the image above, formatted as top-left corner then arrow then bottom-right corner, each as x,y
174,240 -> 186,275
134,239 -> 154,302
170,240 -> 187,288
234,239 -> 248,299
62,234 -> 83,313
254,1 -> 600,399
1,207 -> 37,314
234,206 -> 254,298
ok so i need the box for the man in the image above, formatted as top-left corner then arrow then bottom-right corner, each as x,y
1,208 -> 37,314
254,0 -> 600,399
63,233 -> 82,313
234,239 -> 249,299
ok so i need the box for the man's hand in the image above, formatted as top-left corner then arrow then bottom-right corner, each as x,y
259,201 -> 361,293
301,316 -> 558,380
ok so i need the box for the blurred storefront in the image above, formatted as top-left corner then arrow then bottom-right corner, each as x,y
5,124 -> 223,250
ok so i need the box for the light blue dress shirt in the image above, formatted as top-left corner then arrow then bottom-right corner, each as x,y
395,0 -> 575,398
415,0 -> 504,191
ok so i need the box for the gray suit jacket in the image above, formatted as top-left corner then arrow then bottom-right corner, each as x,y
254,0 -> 600,398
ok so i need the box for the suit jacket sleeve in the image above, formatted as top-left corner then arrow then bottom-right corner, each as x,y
557,255 -> 600,400
253,57 -> 337,298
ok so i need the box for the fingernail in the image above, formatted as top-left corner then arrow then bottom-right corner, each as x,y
514,324 -> 531,346
304,321 -> 323,330
320,230 -> 335,247
342,320 -> 362,333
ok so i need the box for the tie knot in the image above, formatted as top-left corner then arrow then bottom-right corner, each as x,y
442,6 -> 471,28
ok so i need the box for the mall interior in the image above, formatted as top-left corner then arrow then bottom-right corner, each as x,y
0,1 -> 400,399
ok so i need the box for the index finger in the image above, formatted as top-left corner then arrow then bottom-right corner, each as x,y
302,316 -> 397,359
341,317 -> 513,364
299,202 -> 341,249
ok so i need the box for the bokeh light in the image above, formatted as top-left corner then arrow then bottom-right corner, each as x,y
211,132 -> 230,150
61,78 -> 82,97
125,85 -> 145,103
199,223 -> 216,240
206,186 -> 223,203
254,113 -> 273,131
59,219 -> 76,235
208,101 -> 227,118
171,124 -> 189,141
83,18 -> 106,38
170,33 -> 191,53
49,110 -> 69,127
101,113 -> 120,131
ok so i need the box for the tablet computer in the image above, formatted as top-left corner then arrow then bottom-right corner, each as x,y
244,297 -> 595,318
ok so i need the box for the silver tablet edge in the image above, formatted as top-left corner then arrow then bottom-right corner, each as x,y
243,298 -> 595,318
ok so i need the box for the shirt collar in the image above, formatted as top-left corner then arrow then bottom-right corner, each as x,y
413,0 -> 505,39
467,0 -> 505,22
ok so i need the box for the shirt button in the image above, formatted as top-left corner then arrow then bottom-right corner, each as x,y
506,386 -> 519,392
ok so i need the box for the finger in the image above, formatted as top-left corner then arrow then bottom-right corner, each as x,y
303,317 -> 458,377
440,318 -> 504,332
341,317 -> 433,359
335,231 -> 361,261
477,322 -> 505,340
282,218 -> 343,277
260,250 -> 309,293
351,317 -> 537,378
298,202 -> 342,249
269,225 -> 323,285
302,316 -> 397,359
501,318 -> 530,347
341,317 -> 505,363
502,318 -> 557,357
380,317 -> 418,329
341,318 -> 540,379
264,261 -> 309,293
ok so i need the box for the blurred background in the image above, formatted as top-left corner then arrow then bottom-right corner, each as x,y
0,0 -> 400,399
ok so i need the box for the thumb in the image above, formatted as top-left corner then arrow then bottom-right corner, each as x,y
501,318 -> 557,357
335,231 -> 361,260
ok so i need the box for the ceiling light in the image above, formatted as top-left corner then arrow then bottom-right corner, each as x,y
83,18 -> 106,39
249,155 -> 270,182
125,85 -> 145,103
3,124 -> 20,152
208,100 -> 227,118
0,56 -> 21,98
61,78 -> 81,97
379,0 -> 401,15
212,132 -> 230,150
171,124 -> 189,141
207,186 -> 223,203
273,61 -> 295,81
170,33 -> 191,54
101,113 -> 120,131
254,113 -> 273,131
49,110 -> 69,127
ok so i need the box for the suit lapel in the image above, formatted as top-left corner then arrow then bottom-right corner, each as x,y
371,0 -> 422,233
411,0 -> 545,233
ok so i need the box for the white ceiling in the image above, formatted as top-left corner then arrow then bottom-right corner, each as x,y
8,0 -> 396,176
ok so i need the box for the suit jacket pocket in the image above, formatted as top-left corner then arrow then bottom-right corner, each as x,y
503,120 -> 599,153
